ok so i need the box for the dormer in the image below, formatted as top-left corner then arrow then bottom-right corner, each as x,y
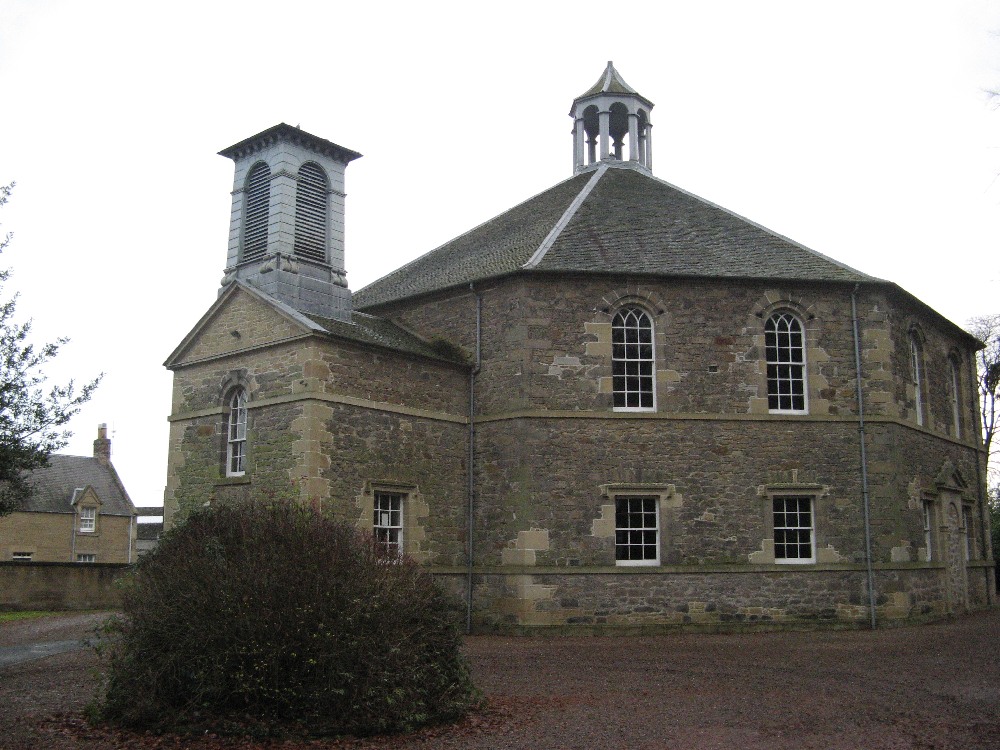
219,124 -> 362,321
570,62 -> 654,174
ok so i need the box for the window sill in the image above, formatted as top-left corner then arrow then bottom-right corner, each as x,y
216,476 -> 251,486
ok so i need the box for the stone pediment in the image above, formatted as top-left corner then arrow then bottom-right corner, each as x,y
165,282 -> 325,369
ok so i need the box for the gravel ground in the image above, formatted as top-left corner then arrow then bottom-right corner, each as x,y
1,610 -> 999,749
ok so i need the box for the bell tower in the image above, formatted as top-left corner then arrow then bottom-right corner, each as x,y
218,124 -> 362,321
570,62 -> 654,174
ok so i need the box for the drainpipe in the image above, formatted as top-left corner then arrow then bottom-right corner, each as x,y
466,284 -> 482,634
967,354 -> 994,604
851,285 -> 877,629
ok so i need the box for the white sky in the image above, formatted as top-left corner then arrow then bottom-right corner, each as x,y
1,0 -> 998,511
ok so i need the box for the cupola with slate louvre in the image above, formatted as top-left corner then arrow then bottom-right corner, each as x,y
218,124 -> 362,321
571,61 -> 654,174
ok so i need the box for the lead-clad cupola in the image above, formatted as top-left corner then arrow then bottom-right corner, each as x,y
571,62 -> 654,174
218,124 -> 362,321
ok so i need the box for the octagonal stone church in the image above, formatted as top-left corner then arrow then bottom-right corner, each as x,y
163,63 -> 994,630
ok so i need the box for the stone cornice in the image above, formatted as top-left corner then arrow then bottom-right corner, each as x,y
219,123 -> 362,164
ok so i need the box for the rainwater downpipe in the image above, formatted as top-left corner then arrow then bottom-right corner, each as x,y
967,354 -> 994,605
466,284 -> 482,634
851,285 -> 877,629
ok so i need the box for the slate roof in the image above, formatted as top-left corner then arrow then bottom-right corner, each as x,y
353,163 -> 876,310
574,61 -> 652,105
23,455 -> 136,517
305,310 -> 468,364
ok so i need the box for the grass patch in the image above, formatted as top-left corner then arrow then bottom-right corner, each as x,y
0,610 -> 59,624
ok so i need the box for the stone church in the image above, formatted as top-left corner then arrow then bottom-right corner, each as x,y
163,63 -> 994,630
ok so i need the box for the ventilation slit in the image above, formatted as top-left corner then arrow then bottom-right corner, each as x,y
242,163 -> 271,262
294,162 -> 328,262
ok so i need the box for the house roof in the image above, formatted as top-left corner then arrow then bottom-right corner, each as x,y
353,162 -> 877,310
23,455 -> 136,517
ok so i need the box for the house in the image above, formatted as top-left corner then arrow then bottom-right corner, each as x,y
163,63 -> 994,630
0,424 -> 138,563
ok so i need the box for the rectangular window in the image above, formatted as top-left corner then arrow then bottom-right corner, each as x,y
12,552 -> 32,561
76,554 -> 96,563
615,496 -> 659,565
373,491 -> 403,557
923,501 -> 933,562
773,496 -> 814,563
79,507 -> 96,533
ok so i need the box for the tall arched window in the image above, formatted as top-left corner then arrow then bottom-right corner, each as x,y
765,312 -> 807,413
294,162 -> 329,263
612,306 -> 655,410
226,388 -> 248,477
909,334 -> 925,426
950,357 -> 962,439
242,162 -> 271,263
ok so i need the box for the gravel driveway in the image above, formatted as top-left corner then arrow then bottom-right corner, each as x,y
1,610 -> 998,749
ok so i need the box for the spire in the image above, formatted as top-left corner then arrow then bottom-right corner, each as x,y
570,62 -> 654,174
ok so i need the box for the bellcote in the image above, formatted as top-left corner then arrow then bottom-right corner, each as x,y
219,124 -> 362,321
570,62 -> 654,174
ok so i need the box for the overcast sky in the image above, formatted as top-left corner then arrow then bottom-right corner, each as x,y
1,0 -> 998,511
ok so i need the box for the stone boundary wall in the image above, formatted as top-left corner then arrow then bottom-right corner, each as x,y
0,561 -> 131,611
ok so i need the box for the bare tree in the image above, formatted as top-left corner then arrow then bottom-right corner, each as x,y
969,314 -> 1000,477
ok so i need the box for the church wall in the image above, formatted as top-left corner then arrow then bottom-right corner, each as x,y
164,309 -> 469,533
369,275 -> 979,437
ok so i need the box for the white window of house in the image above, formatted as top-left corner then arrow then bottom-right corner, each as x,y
910,334 -> 924,426
950,358 -> 962,439
12,552 -> 32,561
765,312 -> 807,413
373,491 -> 403,557
612,306 -> 655,411
79,506 -> 96,533
923,501 -> 933,562
76,554 -> 96,563
226,388 -> 248,477
615,496 -> 659,565
773,496 -> 815,563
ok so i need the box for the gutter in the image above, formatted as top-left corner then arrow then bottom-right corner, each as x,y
466,284 -> 482,634
851,285 -> 877,629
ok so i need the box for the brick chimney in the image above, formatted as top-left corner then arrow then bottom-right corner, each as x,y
93,423 -> 111,466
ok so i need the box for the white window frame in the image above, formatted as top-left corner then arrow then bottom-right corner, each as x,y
12,552 -> 32,561
765,311 -> 808,414
373,490 -> 404,558
76,553 -> 96,563
772,495 -> 816,564
226,388 -> 248,477
614,495 -> 660,566
910,334 -> 924,426
79,506 -> 96,533
611,306 -> 656,412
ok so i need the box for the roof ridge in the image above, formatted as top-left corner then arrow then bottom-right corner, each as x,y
523,165 -> 608,269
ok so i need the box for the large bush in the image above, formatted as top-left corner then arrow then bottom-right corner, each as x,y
95,500 -> 477,737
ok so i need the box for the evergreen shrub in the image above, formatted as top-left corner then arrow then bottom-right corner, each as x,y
94,500 -> 477,737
